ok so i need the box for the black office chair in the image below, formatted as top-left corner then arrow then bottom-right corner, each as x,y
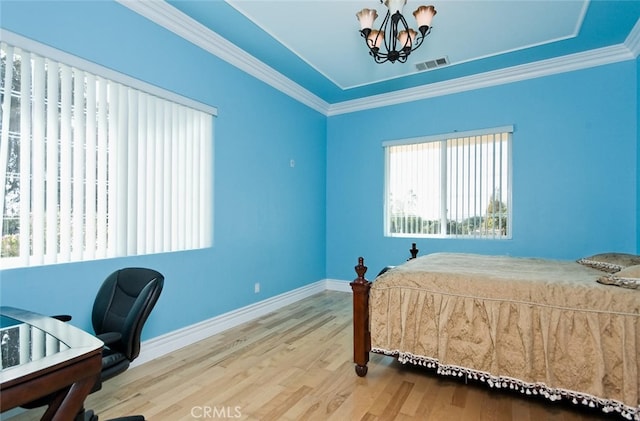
24,267 -> 164,421
92,267 -> 164,385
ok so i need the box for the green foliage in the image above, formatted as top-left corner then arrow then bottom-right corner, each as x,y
390,201 -> 508,237
1,234 -> 19,257
390,215 -> 423,234
482,198 -> 508,235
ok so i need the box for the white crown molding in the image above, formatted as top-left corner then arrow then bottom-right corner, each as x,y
327,43 -> 635,116
115,0 -> 330,115
118,0 -> 637,118
624,18 -> 640,57
131,279 -> 350,367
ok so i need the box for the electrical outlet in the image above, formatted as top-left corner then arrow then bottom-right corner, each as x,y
254,282 -> 260,293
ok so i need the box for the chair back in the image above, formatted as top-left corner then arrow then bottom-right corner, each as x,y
92,268 -> 164,361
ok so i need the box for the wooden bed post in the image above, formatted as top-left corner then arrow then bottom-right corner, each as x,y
350,257 -> 371,377
409,242 -> 419,259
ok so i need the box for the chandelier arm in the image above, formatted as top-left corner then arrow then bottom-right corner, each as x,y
396,11 -> 412,61
387,11 -> 400,57
376,10 -> 392,59
358,3 -> 435,64
397,12 -> 411,48
373,54 -> 387,64
409,26 -> 432,53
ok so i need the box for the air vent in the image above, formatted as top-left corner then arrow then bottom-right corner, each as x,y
415,56 -> 449,72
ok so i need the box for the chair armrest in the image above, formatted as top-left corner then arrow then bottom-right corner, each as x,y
52,314 -> 72,322
97,331 -> 122,347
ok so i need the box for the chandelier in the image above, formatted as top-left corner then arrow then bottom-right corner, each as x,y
356,0 -> 437,64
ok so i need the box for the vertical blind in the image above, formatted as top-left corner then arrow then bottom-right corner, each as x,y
0,39 -> 215,268
384,126 -> 512,238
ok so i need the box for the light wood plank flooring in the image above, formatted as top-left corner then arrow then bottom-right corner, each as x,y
10,291 -> 617,421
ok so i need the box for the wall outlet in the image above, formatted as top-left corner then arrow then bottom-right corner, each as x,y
254,282 -> 260,293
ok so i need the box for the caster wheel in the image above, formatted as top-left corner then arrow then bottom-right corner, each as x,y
355,364 -> 368,377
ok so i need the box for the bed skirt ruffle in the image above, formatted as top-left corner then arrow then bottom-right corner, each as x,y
372,347 -> 640,420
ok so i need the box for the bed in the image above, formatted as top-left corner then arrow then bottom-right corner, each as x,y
350,246 -> 640,420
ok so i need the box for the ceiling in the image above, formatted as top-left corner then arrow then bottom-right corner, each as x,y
122,0 -> 640,111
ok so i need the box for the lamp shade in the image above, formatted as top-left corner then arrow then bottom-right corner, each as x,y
356,8 -> 378,30
367,30 -> 385,49
413,5 -> 436,28
397,29 -> 418,49
384,0 -> 407,15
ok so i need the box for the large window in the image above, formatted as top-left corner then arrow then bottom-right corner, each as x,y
384,126 -> 512,239
0,32 -> 216,268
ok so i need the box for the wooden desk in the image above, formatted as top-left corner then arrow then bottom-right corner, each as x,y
0,306 -> 103,421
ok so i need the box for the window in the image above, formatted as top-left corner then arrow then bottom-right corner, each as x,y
384,126 -> 512,239
0,32 -> 216,268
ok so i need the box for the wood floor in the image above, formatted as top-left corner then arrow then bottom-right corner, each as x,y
11,291 -> 618,421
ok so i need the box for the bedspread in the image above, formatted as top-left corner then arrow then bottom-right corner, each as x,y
369,253 -> 640,419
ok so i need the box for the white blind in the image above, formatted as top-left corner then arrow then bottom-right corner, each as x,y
0,39 -> 215,268
385,127 -> 512,238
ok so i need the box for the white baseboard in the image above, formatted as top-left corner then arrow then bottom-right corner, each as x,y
132,278 -> 351,367
1,279 -> 352,420
324,278 -> 352,293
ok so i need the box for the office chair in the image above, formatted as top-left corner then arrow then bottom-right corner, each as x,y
91,267 -> 164,385
24,267 -> 164,421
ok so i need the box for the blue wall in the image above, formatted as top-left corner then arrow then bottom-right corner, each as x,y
326,62 -> 638,280
0,1 -> 638,343
0,1 -> 327,338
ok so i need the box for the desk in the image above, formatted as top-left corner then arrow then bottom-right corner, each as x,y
0,306 -> 103,421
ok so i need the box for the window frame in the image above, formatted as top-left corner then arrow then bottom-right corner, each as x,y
383,125 -> 513,239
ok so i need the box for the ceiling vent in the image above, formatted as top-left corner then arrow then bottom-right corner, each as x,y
415,56 -> 450,72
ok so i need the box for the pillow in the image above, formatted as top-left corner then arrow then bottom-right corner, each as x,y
577,252 -> 640,273
597,265 -> 640,289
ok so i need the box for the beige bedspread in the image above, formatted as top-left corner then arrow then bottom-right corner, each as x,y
369,253 -> 640,419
